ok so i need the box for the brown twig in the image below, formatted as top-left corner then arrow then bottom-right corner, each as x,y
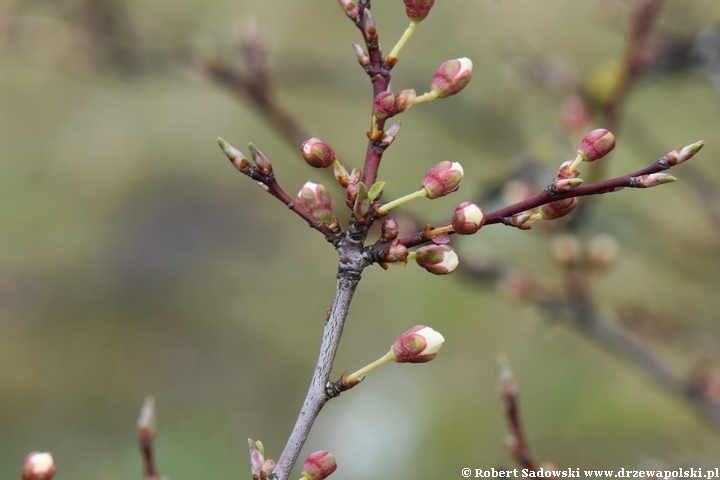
498,357 -> 539,472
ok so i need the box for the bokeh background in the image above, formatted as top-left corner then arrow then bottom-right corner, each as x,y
3,0 -> 720,478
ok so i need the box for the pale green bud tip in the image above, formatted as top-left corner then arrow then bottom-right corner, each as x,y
631,173 -> 676,188
136,396 -> 156,441
391,325 -> 445,363
665,140 -> 705,166
21,452 -> 56,480
452,202 -> 485,235
421,161 -> 464,199
217,137 -> 243,161
302,138 -> 336,169
301,451 -> 337,480
430,58 -> 472,98
577,128 -> 615,162
414,244 -> 459,275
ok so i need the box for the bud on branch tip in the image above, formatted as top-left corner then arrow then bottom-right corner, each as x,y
22,452 -> 56,480
569,128 -> 615,171
378,162 -> 464,214
301,451 -> 337,480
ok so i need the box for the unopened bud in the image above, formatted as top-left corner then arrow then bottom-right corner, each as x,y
248,143 -> 272,174
577,128 -> 615,162
391,325 -> 445,363
452,202 -> 485,235
630,173 -> 676,188
352,42 -> 370,68
21,452 -> 56,480
396,89 -> 416,112
550,234 -> 582,268
539,198 -> 578,220
404,0 -> 434,21
661,140 -> 705,167
380,122 -> 401,148
217,137 -> 250,171
301,451 -> 337,480
373,91 -> 398,120
298,182 -> 333,224
260,458 -> 276,478
381,218 -> 399,242
248,439 -> 265,478
430,58 -> 473,98
551,177 -> 584,193
353,182 -> 370,219
414,244 -> 459,275
421,161 -> 464,199
588,234 -> 618,270
362,9 -> 377,43
136,396 -> 156,442
345,182 -> 359,208
302,138 -> 337,169
337,0 -> 359,20
384,242 -> 409,263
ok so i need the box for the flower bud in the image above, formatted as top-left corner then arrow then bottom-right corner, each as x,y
21,452 -> 56,480
539,198 -> 578,220
301,451 -> 337,480
351,42 -> 370,68
414,244 -> 459,275
136,396 -> 156,442
661,140 -> 705,167
452,202 -> 485,235
396,89 -> 416,112
430,58 -> 473,98
391,325 -> 445,363
248,143 -> 272,174
298,182 -> 333,225
380,122 -> 401,148
248,439 -> 265,478
404,0 -> 434,21
381,218 -> 399,242
630,172 -> 676,188
421,161 -> 464,199
302,138 -> 337,169
577,128 -> 615,162
373,91 -> 398,120
384,242 -> 409,263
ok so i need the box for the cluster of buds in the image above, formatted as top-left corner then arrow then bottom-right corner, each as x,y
249,439 -> 276,480
300,451 -> 337,480
21,452 -> 56,480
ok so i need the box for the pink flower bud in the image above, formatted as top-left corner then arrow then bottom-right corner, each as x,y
21,452 -> 56,480
414,244 -> 459,275
421,161 -> 464,199
297,182 -> 333,225
391,325 -> 445,363
539,197 -> 578,220
404,0 -> 434,21
452,202 -> 485,235
430,58 -> 472,98
373,91 -> 398,120
577,128 -> 615,162
302,138 -> 337,169
301,451 -> 337,480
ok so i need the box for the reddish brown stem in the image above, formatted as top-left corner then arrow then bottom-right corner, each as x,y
140,439 -> 158,480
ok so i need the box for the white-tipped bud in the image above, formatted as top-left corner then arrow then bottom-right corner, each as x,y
631,173 -> 676,188
297,181 -> 333,224
421,161 -> 464,199
430,58 -> 473,98
452,202 -> 485,235
414,244 -> 459,275
391,325 -> 445,363
21,452 -> 56,480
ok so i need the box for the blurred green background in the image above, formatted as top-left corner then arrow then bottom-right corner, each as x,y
3,0 -> 720,478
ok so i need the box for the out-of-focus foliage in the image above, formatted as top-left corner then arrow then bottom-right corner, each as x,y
2,0 -> 720,479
